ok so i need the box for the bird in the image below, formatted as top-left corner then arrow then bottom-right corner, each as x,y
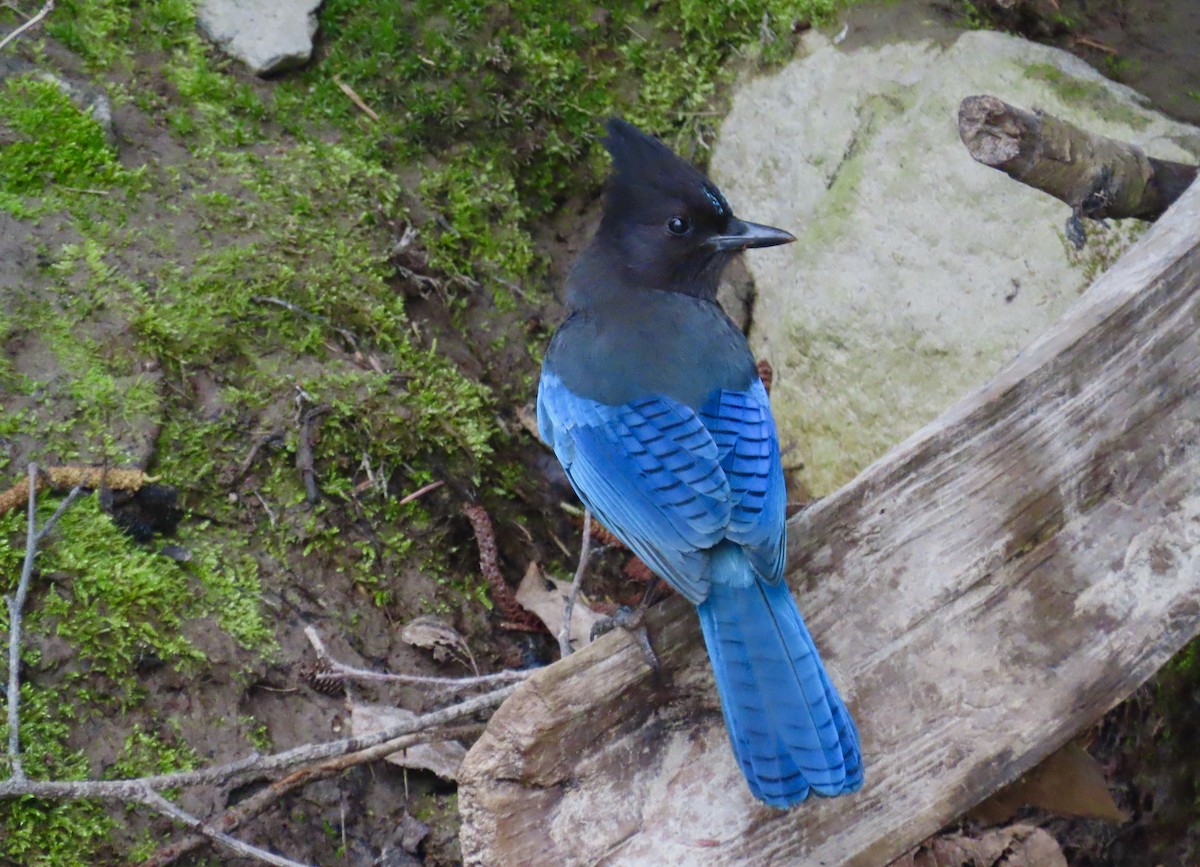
536,118 -> 863,808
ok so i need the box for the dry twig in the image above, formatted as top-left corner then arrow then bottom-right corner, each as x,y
0,0 -> 53,53
397,478 -> 445,505
136,725 -> 478,867
333,76 -> 380,122
135,786 -> 308,867
251,295 -> 360,353
5,466 -> 85,777
0,683 -> 516,799
296,405 -> 331,505
558,509 -> 592,658
1073,35 -> 1117,55
1,477 -> 517,863
303,626 -> 530,691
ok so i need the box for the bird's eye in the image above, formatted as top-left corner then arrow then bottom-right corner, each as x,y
666,215 -> 690,236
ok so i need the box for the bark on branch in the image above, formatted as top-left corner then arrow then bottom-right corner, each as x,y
958,95 -> 1197,229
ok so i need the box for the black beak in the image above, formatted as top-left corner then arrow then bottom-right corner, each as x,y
707,218 -> 796,252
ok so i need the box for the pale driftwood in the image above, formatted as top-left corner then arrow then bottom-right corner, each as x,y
458,180 -> 1200,865
958,95 -> 1197,222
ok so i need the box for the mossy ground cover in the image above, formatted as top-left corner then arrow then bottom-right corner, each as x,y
0,0 -> 856,861
3,0 -> 1200,862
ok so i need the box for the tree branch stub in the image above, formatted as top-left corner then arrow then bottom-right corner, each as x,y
958,94 -> 1197,223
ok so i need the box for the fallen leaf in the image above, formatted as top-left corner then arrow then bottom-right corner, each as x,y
399,615 -> 477,672
350,703 -> 467,781
888,824 -> 1067,867
970,741 -> 1128,824
515,562 -> 604,651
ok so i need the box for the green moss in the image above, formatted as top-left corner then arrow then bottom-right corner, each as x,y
1023,62 -> 1151,129
2,498 -> 270,697
106,724 -> 200,780
1,0 -> 869,857
0,691 -> 114,867
0,75 -> 134,216
43,0 -> 136,68
421,153 -> 540,285
0,492 -> 271,861
794,91 -> 905,258
1061,218 -> 1148,286
276,0 -> 854,286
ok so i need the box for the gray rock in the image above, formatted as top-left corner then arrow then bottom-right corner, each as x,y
712,29 -> 1200,495
716,257 -> 756,334
197,0 -> 323,76
0,57 -> 115,144
42,72 -> 115,145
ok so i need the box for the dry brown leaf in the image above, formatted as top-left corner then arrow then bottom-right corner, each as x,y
349,703 -> 467,781
888,824 -> 1067,867
970,741 -> 1128,824
399,615 -> 477,672
514,562 -> 603,651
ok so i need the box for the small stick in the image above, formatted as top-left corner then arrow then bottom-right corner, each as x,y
57,186 -> 111,195
558,509 -> 592,658
6,466 -> 86,778
333,76 -> 380,122
136,786 -> 310,867
137,725 -> 478,867
251,295 -> 360,353
296,405 -> 330,505
0,0 -> 53,53
397,479 -> 444,506
303,626 -> 530,690
232,432 -> 281,483
1073,35 -> 1117,55
250,490 -> 277,527
0,682 -> 517,797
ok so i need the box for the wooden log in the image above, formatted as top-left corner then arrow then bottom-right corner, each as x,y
458,179 -> 1200,866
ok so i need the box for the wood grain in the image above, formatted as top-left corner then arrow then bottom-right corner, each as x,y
459,179 -> 1200,867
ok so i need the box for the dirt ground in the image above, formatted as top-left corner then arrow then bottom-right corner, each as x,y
1,0 -> 1198,865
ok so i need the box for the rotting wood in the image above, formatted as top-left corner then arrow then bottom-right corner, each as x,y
458,178 -> 1200,866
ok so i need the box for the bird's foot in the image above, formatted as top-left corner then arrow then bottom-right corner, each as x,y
590,605 -> 659,671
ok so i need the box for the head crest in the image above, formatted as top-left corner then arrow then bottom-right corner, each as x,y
602,119 -> 706,188
600,119 -> 727,219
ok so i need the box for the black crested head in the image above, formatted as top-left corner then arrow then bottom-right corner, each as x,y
571,118 -> 794,304
601,118 -> 726,227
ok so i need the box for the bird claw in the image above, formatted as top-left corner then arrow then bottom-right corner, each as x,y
591,605 -> 660,671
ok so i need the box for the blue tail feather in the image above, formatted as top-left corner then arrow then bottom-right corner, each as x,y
696,545 -> 863,807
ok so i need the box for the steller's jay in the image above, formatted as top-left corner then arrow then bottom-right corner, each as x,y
537,119 -> 863,807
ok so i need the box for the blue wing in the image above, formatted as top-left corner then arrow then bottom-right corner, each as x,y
537,371 -> 786,601
700,382 -> 787,584
538,371 -> 730,603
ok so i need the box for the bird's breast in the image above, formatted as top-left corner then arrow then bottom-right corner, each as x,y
545,293 -> 756,410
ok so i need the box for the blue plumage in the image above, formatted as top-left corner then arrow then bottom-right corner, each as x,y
538,119 -> 863,807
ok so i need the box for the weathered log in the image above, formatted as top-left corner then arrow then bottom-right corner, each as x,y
958,95 -> 1197,223
458,180 -> 1200,865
